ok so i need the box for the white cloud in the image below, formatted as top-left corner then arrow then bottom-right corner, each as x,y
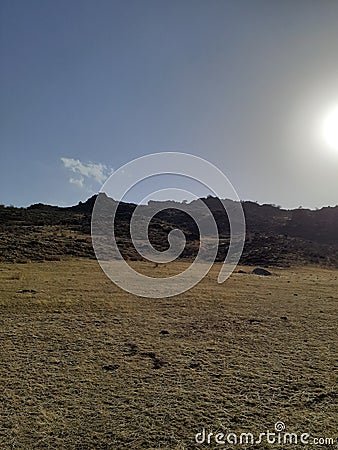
61,157 -> 113,189
69,176 -> 84,188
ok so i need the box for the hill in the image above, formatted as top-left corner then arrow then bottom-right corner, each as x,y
1,195 -> 338,267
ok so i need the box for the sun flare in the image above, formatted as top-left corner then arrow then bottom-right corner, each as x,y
322,107 -> 338,151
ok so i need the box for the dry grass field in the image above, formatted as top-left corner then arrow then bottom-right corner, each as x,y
0,260 -> 337,449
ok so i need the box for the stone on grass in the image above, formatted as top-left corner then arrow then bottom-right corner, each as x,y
252,267 -> 272,276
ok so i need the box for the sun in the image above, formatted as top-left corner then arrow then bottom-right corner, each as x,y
322,107 -> 338,151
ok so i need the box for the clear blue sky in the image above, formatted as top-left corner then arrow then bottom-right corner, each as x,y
1,0 -> 338,208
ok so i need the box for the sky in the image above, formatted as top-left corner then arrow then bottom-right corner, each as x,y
1,0 -> 338,209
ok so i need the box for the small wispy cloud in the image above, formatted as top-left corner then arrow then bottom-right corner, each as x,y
69,176 -> 85,188
61,157 -> 113,189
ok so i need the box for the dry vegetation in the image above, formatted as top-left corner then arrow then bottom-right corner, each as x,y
0,260 -> 337,449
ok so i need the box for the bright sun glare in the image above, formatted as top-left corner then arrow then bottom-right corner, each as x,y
322,107 -> 338,151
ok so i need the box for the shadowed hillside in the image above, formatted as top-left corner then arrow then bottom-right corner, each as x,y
1,195 -> 338,267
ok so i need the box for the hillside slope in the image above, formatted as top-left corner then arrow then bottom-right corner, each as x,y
1,195 -> 338,267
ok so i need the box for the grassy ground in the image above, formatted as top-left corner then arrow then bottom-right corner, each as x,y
0,260 -> 337,449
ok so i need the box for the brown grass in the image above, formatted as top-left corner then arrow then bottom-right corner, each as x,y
0,260 -> 337,449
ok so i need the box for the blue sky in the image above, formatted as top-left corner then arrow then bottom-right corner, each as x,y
1,0 -> 338,208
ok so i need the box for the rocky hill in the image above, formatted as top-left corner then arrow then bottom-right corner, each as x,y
1,194 -> 338,267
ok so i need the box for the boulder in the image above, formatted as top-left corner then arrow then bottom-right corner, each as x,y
252,267 -> 272,276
